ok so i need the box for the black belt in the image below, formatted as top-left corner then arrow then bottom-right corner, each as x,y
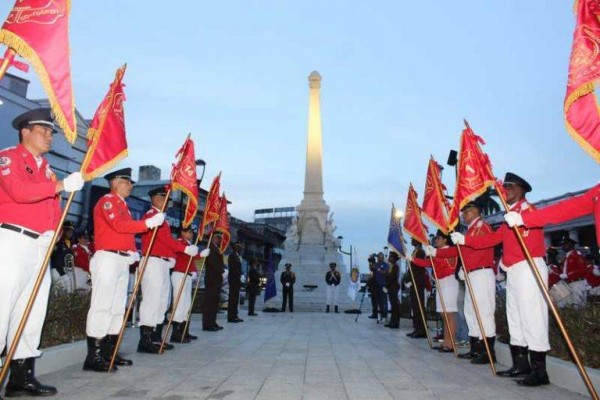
569,278 -> 586,283
105,249 -> 130,257
469,266 -> 493,273
0,223 -> 40,239
150,256 -> 171,262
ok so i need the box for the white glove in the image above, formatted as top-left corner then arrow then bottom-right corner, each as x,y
241,275 -> 246,283
128,251 -> 140,264
450,232 -> 465,245
404,253 -> 413,262
560,273 -> 568,280
424,245 -> 437,257
63,172 -> 85,192
145,212 -> 165,229
285,282 -> 290,287
37,230 -> 55,248
458,268 -> 465,281
495,273 -> 506,282
191,271 -> 198,280
168,257 -> 176,268
200,248 -> 210,258
504,211 -> 524,227
383,287 -> 388,294
184,245 -> 199,257
594,267 -> 600,277
405,282 -> 412,289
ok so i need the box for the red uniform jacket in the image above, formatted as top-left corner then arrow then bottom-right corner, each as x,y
586,265 -> 600,288
412,249 -> 457,280
437,217 -> 494,272
465,200 -> 545,268
563,250 -> 587,283
140,207 -> 186,258
72,243 -> 92,272
523,184 -> 600,246
547,263 -> 561,288
94,192 -> 147,252
173,237 -> 199,274
0,144 -> 61,233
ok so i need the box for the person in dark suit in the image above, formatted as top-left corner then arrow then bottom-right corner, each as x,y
385,251 -> 401,328
280,263 -> 296,312
247,259 -> 261,316
408,239 -> 427,338
203,235 -> 224,331
227,242 -> 244,323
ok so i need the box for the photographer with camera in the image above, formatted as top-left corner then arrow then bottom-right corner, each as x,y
366,254 -> 379,319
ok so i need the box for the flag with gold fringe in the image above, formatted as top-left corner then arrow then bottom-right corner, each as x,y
422,156 -> 451,233
200,173 -> 221,240
214,194 -> 230,254
403,184 -> 429,245
81,65 -> 128,180
0,0 -> 76,143
564,0 -> 600,163
171,136 -> 199,228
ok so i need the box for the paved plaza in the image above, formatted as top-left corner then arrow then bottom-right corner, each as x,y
36,312 -> 584,400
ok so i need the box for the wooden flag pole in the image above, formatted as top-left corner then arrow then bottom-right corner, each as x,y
160,226 -> 205,352
427,255 -> 458,356
492,180 -> 598,400
108,187 -> 172,370
407,261 -> 433,349
0,48 -> 15,81
454,245 -> 496,375
181,231 -> 214,341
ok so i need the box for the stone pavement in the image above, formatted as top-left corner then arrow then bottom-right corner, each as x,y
33,312 -> 584,400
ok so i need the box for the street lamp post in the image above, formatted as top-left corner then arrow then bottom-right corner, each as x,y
337,235 -> 352,268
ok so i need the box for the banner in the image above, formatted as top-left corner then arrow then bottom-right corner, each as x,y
171,137 -> 199,228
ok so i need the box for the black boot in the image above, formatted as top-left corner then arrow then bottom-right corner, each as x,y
170,322 -> 190,343
334,306 -> 339,313
471,337 -> 496,364
102,335 -> 133,366
517,351 -> 550,386
137,326 -> 161,354
5,358 -> 58,397
326,305 -> 330,313
83,337 -> 117,373
151,323 -> 174,350
184,320 -> 198,340
497,345 -> 531,377
458,337 -> 480,359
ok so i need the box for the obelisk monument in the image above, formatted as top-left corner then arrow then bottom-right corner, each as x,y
282,71 -> 346,311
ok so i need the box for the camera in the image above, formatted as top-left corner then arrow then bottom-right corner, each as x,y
368,254 -> 376,263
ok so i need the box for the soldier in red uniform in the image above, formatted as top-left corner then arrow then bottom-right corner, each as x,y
0,108 -> 84,397
170,225 -> 207,343
412,231 -> 458,352
545,248 -> 562,289
83,168 -> 164,373
452,173 -> 549,387
138,188 -> 199,353
426,201 -> 497,364
72,231 -> 93,290
559,236 -> 588,307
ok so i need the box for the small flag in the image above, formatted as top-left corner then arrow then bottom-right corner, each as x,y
387,203 -> 406,257
81,65 -> 128,180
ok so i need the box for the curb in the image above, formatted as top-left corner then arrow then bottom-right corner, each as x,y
496,342 -> 600,398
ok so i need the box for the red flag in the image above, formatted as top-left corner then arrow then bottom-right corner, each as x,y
171,137 -> 198,228
200,173 -> 221,240
81,65 -> 128,180
564,0 -> 600,163
422,156 -> 451,234
447,123 -> 496,229
214,194 -> 230,254
403,183 -> 429,245
0,0 -> 76,143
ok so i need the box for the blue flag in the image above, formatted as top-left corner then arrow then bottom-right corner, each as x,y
263,252 -> 277,302
387,203 -> 406,257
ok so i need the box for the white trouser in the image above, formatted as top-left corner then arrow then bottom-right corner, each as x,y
73,267 -> 90,291
435,275 -> 459,313
566,280 -> 588,308
0,229 -> 51,362
326,284 -> 340,306
171,272 -> 192,323
86,250 -> 130,338
139,257 -> 171,326
463,268 -> 496,338
505,257 -> 550,352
